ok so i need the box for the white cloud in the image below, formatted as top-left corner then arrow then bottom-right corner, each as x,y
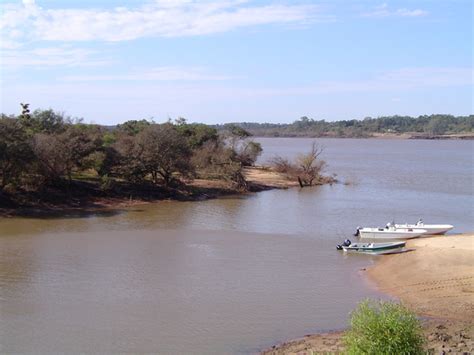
362,3 -> 428,18
61,66 -> 233,82
1,46 -> 109,68
1,1 -> 325,44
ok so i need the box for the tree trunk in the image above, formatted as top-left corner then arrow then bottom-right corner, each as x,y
297,176 -> 304,188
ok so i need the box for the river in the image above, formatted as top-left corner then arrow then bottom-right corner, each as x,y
0,138 -> 472,354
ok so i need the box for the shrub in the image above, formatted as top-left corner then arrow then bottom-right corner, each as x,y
343,299 -> 425,355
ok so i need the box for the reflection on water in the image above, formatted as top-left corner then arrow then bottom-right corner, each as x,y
0,138 -> 472,354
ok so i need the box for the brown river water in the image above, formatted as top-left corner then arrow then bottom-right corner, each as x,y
1,138 -> 473,354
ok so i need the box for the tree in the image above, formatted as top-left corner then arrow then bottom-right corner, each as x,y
175,119 -> 219,149
270,142 -> 327,187
425,117 -> 449,135
26,109 -> 67,134
296,142 -> 326,186
192,140 -> 249,190
0,118 -> 32,187
32,125 -> 99,184
236,141 -> 262,166
112,134 -> 147,183
117,119 -> 151,136
135,124 -> 193,186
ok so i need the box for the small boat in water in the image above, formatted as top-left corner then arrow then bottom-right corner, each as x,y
354,225 -> 427,239
394,219 -> 453,235
336,239 -> 406,252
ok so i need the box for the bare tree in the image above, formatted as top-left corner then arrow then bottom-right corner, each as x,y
296,142 -> 326,187
270,142 -> 326,187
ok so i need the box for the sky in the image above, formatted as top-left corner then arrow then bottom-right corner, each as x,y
0,0 -> 472,125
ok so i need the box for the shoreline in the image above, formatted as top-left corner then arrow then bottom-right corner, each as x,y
0,166 -> 304,218
262,233 -> 474,354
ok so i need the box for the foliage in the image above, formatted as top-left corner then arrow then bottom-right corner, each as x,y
135,124 -> 194,186
174,118 -> 219,149
22,109 -> 68,134
296,142 -> 326,186
271,142 -> 326,187
0,105 -> 262,194
0,117 -> 32,187
343,300 -> 425,355
116,119 -> 151,136
31,125 -> 100,184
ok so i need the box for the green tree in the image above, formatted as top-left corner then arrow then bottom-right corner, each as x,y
135,124 -> 193,186
25,109 -> 67,134
425,117 -> 449,135
117,119 -> 151,136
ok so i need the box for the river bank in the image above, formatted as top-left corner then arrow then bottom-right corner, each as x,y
0,166 -> 307,217
262,233 -> 474,354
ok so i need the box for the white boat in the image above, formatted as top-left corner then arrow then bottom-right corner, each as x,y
394,219 -> 453,235
337,239 -> 406,252
354,226 -> 427,239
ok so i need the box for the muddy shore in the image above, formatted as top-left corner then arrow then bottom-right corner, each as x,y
262,234 -> 474,354
0,166 -> 304,217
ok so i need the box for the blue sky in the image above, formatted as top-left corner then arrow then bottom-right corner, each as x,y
0,0 -> 472,124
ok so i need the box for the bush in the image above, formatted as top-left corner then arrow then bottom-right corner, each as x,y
343,299 -> 425,355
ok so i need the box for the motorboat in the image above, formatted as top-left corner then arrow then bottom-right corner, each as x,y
336,239 -> 406,252
354,225 -> 427,239
394,219 -> 453,235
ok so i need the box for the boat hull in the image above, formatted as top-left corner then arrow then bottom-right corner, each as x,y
394,224 -> 453,235
342,241 -> 406,252
358,228 -> 426,239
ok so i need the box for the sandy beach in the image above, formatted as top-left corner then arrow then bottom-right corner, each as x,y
367,234 -> 474,321
263,233 -> 474,354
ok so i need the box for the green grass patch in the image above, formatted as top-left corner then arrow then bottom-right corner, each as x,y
343,299 -> 425,355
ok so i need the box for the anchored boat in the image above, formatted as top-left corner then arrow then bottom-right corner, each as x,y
336,239 -> 406,253
354,225 -> 427,239
394,219 -> 453,235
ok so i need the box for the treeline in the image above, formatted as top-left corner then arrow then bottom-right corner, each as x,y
0,106 -> 262,200
215,115 -> 474,138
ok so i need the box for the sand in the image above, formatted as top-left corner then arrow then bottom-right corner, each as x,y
262,233 -> 474,354
243,166 -> 300,188
367,234 -> 474,321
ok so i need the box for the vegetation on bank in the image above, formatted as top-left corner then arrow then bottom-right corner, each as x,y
271,142 -> 328,187
216,114 -> 474,138
343,300 -> 425,354
0,105 -> 265,208
0,105 -> 331,209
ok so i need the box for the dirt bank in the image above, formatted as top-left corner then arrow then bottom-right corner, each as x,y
0,166 -> 301,217
262,319 -> 473,354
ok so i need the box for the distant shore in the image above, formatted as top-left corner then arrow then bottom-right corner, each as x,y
0,166 -> 307,217
253,132 -> 474,140
262,233 -> 474,354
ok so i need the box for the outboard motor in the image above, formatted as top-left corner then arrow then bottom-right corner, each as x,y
353,227 -> 360,237
337,239 -> 352,250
